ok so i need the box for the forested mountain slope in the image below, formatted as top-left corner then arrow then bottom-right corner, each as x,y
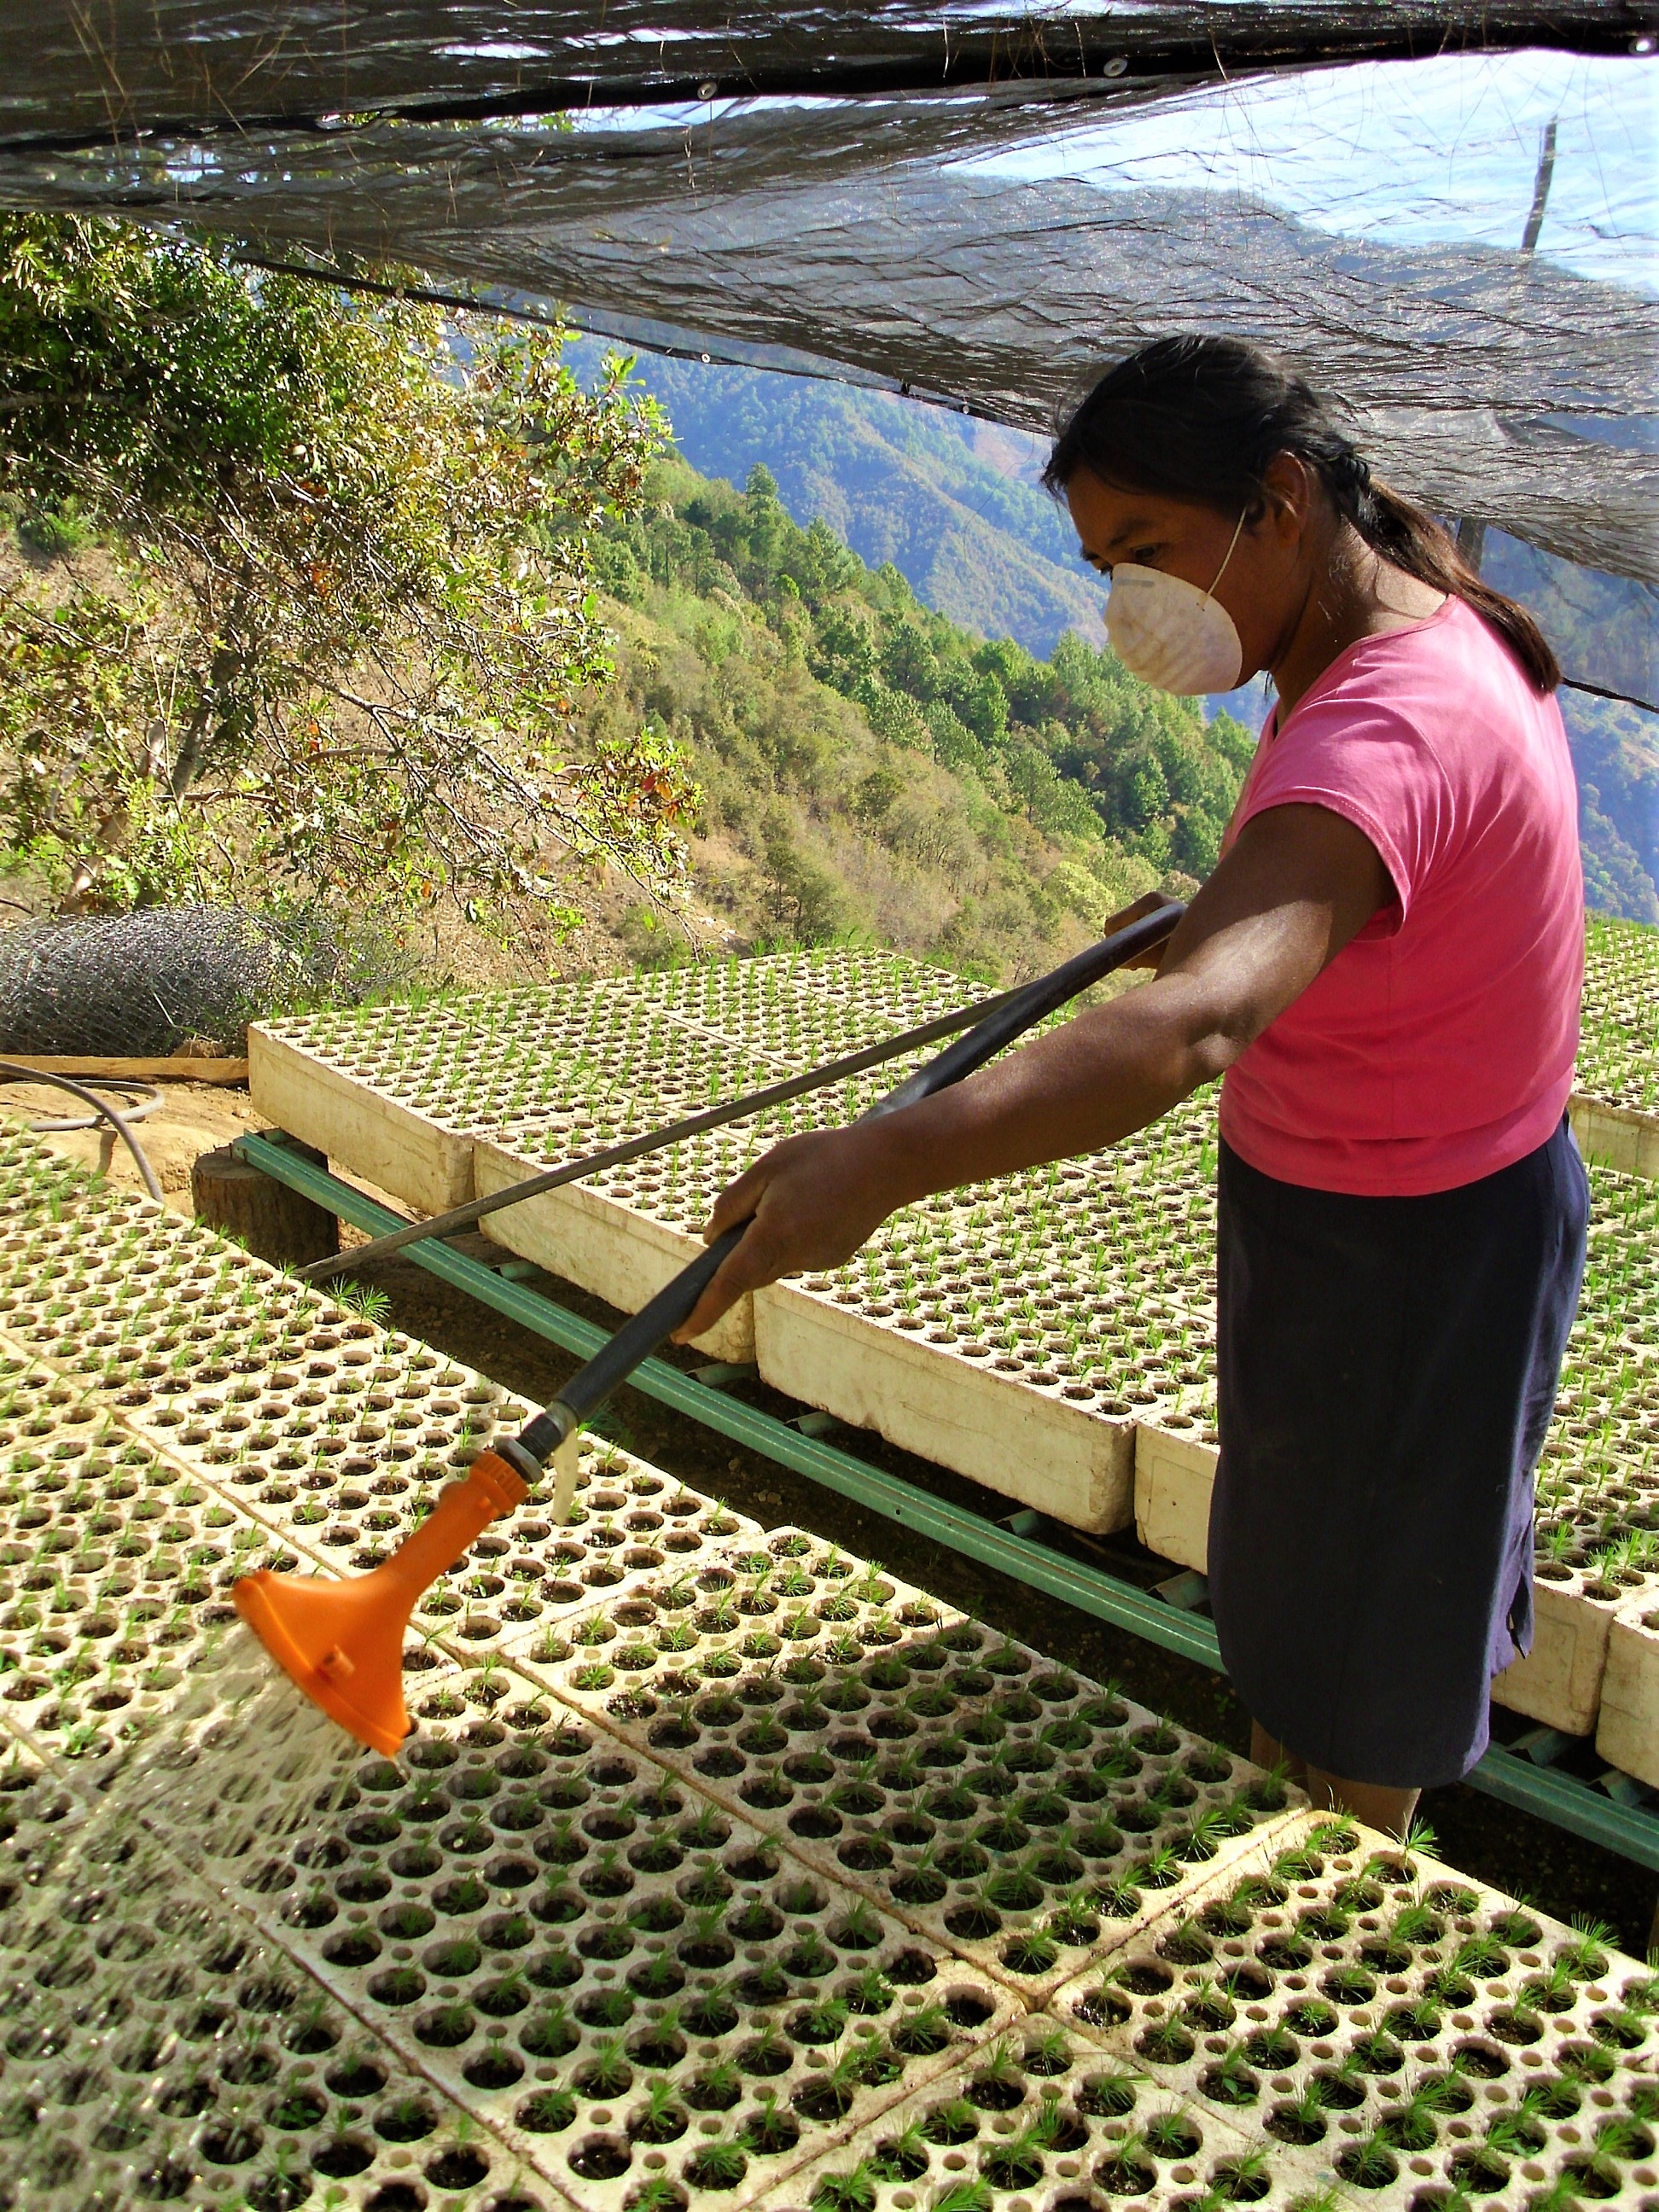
582,459 -> 1254,977
585,344 -> 1658,921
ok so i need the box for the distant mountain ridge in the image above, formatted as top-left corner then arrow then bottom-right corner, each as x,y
571,341 -> 1099,657
576,341 -> 1658,920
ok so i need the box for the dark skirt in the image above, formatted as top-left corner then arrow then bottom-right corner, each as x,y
1208,1115 -> 1588,1790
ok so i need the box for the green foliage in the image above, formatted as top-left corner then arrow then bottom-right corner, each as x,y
608,459 -> 1245,873
594,341 -> 1659,926
1565,689 -> 1659,923
588,452 -> 1252,975
568,341 -> 1104,655
0,214 -> 696,923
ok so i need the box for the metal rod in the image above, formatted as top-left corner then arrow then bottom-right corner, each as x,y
241,1131 -> 1659,1874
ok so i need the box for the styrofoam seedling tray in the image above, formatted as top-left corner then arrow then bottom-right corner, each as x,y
232,1709 -> 1022,2212
770,2016 -> 1332,2212
1597,1595 -> 1659,1789
0,1377 -> 311,1763
1133,1421 -> 1219,1576
414,1458 -> 757,1669
1050,1812 -> 1659,2210
752,1275 -> 1142,1534
0,1766 -> 554,2212
253,1034 -> 664,1217
503,1525 -> 961,1707
626,946 -> 969,1057
1576,914 -> 1659,1121
1572,1096 -> 1659,1180
256,975 -> 792,1218
506,1562 -> 1304,2000
474,1130 -> 760,1365
1491,1553 -> 1649,1736
0,1147 -> 751,1569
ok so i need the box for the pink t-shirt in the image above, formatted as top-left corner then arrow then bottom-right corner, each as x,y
1218,595 -> 1582,1196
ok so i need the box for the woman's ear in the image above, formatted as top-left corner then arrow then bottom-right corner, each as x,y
1260,451 -> 1314,540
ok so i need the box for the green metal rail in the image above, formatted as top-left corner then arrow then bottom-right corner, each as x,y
236,1130 -> 1659,1873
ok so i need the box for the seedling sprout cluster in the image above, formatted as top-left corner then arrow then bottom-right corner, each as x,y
795,1816 -> 1659,2212
1578,917 -> 1659,1120
260,942 -> 1645,1552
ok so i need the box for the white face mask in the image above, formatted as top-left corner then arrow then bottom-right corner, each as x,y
1104,510 -> 1248,695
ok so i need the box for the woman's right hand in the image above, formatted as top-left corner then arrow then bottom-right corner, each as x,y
672,1120 -> 905,1344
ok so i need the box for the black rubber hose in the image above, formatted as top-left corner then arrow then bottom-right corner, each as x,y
0,1062 -> 166,1202
518,898 -> 1184,1462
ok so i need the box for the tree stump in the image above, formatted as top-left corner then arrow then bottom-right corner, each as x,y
192,1143 -> 338,1271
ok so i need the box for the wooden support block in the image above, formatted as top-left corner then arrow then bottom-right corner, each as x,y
191,1141 -> 339,1271
0,1053 -> 250,1083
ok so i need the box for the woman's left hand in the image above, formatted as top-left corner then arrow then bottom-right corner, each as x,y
672,1121 -> 903,1343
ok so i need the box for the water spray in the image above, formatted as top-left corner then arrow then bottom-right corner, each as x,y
234,899 -> 1185,1753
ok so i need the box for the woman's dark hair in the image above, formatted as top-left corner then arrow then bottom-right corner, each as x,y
1044,335 -> 1558,693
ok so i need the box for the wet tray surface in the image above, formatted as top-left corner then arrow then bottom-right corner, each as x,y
232,1711 -> 1022,2212
2,1122 -> 1658,2211
467,1531 -> 1303,2002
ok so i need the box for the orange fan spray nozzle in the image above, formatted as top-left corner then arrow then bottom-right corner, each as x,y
233,1448 -> 530,1756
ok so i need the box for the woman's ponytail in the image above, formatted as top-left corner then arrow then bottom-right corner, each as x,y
1045,335 -> 1560,696
1332,453 -> 1559,693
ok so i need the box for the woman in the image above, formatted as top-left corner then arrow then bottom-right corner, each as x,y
674,335 -> 1588,1834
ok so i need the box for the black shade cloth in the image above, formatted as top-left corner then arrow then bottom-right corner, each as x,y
0,3 -> 1646,141
0,3 -> 1651,624
7,102 -> 1655,587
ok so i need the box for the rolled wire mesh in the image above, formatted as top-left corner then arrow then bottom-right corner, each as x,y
0,905 -> 389,1056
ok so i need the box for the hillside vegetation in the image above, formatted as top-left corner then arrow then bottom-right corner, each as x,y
582,457 -> 1254,977
605,346 -> 1659,923
574,347 -> 1101,656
